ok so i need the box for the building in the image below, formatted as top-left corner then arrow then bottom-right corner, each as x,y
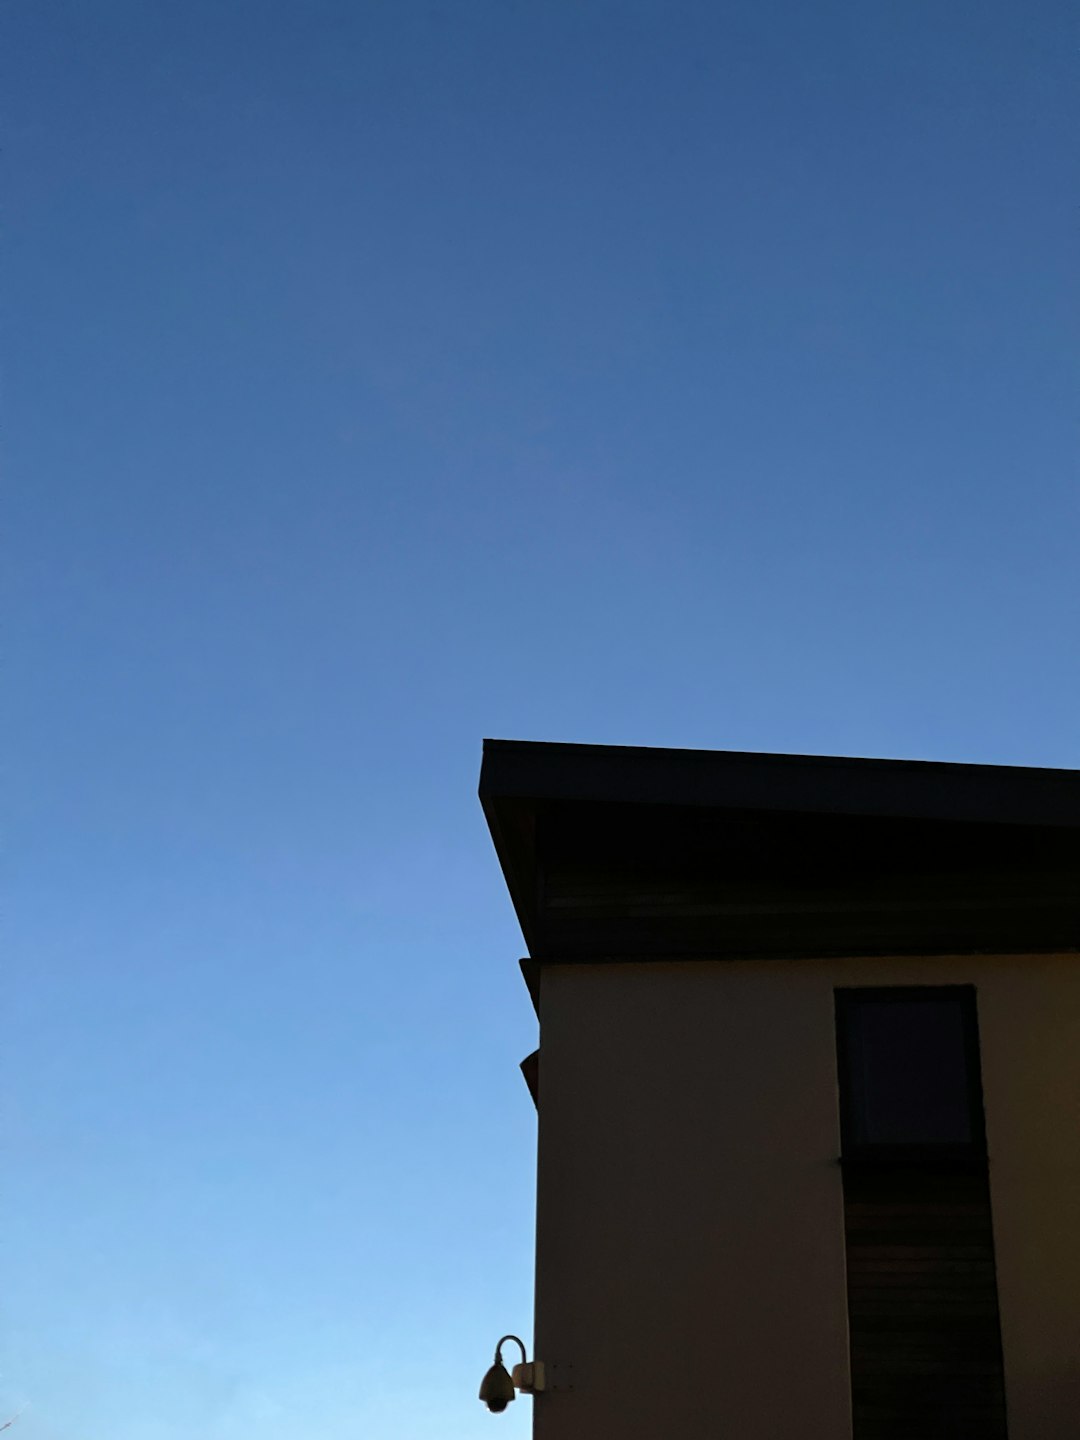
479,739 -> 1080,1440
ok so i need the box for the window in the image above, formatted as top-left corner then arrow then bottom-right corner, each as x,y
836,986 -> 986,1157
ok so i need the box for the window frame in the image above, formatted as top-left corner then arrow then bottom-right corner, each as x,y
835,984 -> 988,1169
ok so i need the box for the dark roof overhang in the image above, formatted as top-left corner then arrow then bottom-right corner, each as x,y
480,740 -> 1080,985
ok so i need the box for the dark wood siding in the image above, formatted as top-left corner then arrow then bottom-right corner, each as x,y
845,1166 -> 1007,1438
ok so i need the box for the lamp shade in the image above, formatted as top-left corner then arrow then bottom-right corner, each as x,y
479,1360 -> 516,1412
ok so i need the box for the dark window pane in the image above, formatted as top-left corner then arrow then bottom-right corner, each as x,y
842,993 -> 975,1146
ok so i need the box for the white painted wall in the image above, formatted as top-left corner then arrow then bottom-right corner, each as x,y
532,954 -> 1080,1439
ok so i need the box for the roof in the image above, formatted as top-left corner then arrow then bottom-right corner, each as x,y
479,740 -> 1080,1001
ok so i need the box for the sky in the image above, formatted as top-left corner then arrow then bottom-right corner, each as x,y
3,1 -> 1077,1436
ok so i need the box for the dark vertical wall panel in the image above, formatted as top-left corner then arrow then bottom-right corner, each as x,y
837,988 -> 1007,1438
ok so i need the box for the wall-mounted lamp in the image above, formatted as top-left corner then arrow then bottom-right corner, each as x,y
479,1335 -> 545,1413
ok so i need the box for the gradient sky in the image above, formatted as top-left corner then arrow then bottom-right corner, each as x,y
4,2 -> 1077,1436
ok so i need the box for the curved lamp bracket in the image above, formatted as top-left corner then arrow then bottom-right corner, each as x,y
479,1335 -> 545,1411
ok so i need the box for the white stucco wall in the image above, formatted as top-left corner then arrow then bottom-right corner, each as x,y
532,954 -> 1080,1439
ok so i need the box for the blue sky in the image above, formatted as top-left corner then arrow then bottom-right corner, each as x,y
4,2 -> 1076,1436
